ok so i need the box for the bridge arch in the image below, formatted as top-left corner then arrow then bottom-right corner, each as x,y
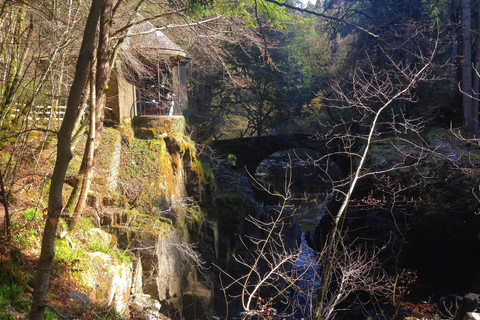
209,134 -> 351,177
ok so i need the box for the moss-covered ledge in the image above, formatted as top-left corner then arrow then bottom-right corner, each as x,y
132,115 -> 185,139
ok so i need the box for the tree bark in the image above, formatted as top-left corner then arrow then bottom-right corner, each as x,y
461,0 -> 474,135
70,34 -> 98,227
0,166 -> 9,239
28,1 -> 103,319
473,1 -> 480,138
70,0 -> 114,227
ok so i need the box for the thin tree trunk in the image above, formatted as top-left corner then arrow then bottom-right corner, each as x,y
314,58 -> 435,320
462,0 -> 473,135
450,36 -> 458,101
28,1 -> 103,319
1,8 -> 32,129
71,89 -> 91,151
70,0 -> 113,228
64,78 -> 92,216
71,44 -> 98,227
473,1 -> 480,138
0,166 -> 9,239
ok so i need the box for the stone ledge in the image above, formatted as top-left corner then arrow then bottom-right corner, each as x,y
132,115 -> 185,139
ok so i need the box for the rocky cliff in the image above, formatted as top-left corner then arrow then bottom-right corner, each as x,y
76,116 -> 216,319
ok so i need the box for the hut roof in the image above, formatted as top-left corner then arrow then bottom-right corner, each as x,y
123,20 -> 186,59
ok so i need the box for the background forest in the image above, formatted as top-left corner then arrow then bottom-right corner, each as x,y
0,0 -> 476,142
187,0 -> 469,140
2,0 -> 480,319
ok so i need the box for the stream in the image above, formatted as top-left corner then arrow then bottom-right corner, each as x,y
252,149 -> 330,319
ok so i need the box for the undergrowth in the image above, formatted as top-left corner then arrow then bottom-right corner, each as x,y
1,208 -> 134,319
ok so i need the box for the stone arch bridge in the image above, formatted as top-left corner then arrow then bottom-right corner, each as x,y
209,134 -> 351,175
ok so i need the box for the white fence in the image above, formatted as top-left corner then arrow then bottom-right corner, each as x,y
12,105 -> 66,122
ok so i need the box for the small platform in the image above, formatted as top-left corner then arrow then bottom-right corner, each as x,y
132,115 -> 185,139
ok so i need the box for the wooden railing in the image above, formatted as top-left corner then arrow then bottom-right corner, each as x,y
11,105 -> 67,122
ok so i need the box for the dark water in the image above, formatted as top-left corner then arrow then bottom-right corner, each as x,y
247,150 -> 326,319
291,232 -> 321,319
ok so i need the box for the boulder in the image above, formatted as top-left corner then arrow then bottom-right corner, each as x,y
83,251 -> 133,316
182,282 -> 214,320
464,312 -> 480,320
130,293 -> 163,320
87,227 -> 117,247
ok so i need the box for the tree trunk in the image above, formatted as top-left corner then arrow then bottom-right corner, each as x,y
1,8 -> 33,129
70,0 -> 114,228
70,31 -> 98,225
64,86 -> 93,215
473,1 -> 480,138
71,42 -> 98,227
461,0 -> 474,135
450,35 -> 458,101
28,1 -> 103,319
0,166 -> 9,239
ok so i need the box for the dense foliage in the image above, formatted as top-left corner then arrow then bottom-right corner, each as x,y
186,0 -> 480,140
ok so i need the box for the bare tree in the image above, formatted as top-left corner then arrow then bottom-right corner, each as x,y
313,32 -> 438,319
28,1 -> 103,318
218,185 -> 396,320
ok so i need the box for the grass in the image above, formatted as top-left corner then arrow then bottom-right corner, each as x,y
10,209 -> 43,250
3,206 -> 136,318
0,274 -> 30,319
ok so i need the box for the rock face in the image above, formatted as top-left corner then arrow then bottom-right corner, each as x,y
89,116 -> 216,319
76,228 -> 133,316
142,229 -> 194,314
464,313 -> 480,320
211,165 -> 302,318
307,127 -> 480,313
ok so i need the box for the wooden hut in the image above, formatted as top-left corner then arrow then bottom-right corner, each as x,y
106,19 -> 189,125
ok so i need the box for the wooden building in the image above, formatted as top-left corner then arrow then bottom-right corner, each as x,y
106,19 -> 189,125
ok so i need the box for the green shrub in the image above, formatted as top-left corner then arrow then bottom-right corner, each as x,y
21,208 -> 40,220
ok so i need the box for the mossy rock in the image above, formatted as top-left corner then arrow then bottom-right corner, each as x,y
132,115 -> 185,139
118,120 -> 135,145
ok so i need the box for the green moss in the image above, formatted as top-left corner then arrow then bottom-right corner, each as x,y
216,192 -> 241,201
227,154 -> 237,166
185,205 -> 206,238
119,118 -> 135,144
125,209 -> 174,237
424,127 -> 458,144
96,127 -> 121,171
216,193 -> 242,219
76,217 -> 95,232
88,241 -> 132,265
10,208 -> 43,250
52,217 -> 133,291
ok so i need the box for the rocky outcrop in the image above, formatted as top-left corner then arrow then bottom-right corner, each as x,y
212,164 -> 303,318
307,127 -> 480,315
67,228 -> 132,316
119,116 -> 215,319
82,116 -> 216,319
